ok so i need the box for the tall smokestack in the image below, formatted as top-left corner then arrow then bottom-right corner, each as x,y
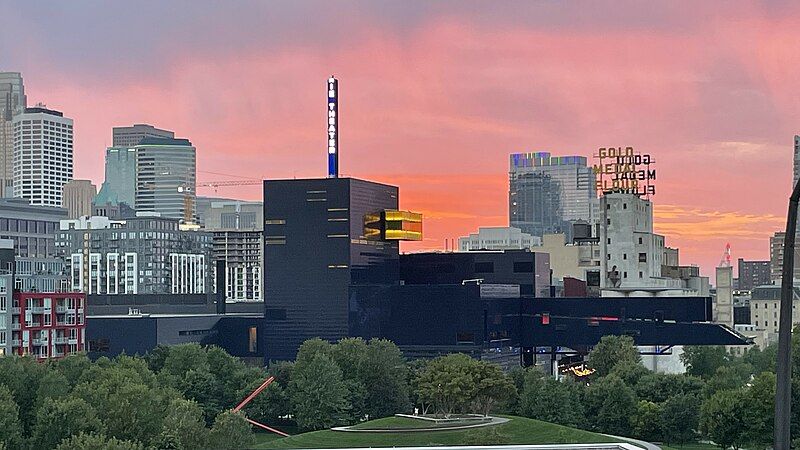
327,76 -> 339,178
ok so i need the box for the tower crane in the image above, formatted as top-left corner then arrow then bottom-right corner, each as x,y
719,243 -> 731,267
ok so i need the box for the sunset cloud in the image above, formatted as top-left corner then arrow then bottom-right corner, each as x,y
2,1 -> 797,277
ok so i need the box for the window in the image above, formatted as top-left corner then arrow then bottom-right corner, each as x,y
623,253 -> 627,260
607,238 -> 611,244
248,327 -> 257,353
639,253 -> 647,263
607,219 -> 611,225
513,261 -> 533,273
623,271 -> 628,278
607,254 -> 611,260
638,237 -> 643,245
623,203 -> 627,209
639,272 -> 643,278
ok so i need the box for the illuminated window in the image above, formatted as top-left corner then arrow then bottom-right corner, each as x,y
248,327 -> 257,353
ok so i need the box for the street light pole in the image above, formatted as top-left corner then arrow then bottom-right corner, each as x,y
775,179 -> 800,450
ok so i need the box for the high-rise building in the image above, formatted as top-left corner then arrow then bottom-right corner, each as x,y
57,214 -> 212,296
13,106 -> 73,207
714,265 -> 734,327
62,180 -> 97,219
134,137 -> 196,220
112,123 -> 174,147
203,200 -> 263,302
794,136 -> 800,188
737,258 -> 771,291
0,72 -> 26,199
0,72 -> 26,118
263,177 -> 421,360
770,231 -> 800,283
509,152 -> 596,238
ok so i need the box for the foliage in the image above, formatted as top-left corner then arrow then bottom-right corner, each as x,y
609,361 -> 650,386
208,410 -> 254,450
632,401 -> 663,442
55,432 -> 145,450
587,335 -> 641,377
582,374 -> 637,435
518,369 -> 584,428
0,385 -> 23,450
681,346 -> 730,380
700,390 -> 747,450
152,398 -> 209,450
414,353 -> 515,417
31,396 -> 104,449
289,352 -> 350,430
635,372 -> 703,403
661,393 -> 700,445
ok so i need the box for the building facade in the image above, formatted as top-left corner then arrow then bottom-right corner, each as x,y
0,72 -> 25,199
770,231 -> 800,283
56,214 -> 212,296
263,177 -> 420,361
0,199 -> 68,292
13,106 -> 73,207
750,285 -> 800,346
458,226 -> 541,251
134,138 -> 196,221
112,123 -> 174,147
737,258 -> 771,291
62,179 -> 97,219
203,200 -> 263,302
539,233 -> 600,289
509,152 -> 596,238
7,291 -> 86,359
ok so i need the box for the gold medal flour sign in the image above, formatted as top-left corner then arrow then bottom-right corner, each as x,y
592,146 -> 656,197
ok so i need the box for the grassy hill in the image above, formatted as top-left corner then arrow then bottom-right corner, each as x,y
251,415 -> 632,449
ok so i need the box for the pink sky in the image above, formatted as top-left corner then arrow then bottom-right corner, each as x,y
2,1 -> 798,279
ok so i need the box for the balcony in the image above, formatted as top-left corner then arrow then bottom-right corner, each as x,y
32,338 -> 48,346
10,339 -> 21,347
55,306 -> 66,313
28,307 -> 49,314
11,323 -> 20,330
53,337 -> 68,344
10,307 -> 19,314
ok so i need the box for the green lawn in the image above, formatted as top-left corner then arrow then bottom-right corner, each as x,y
251,415 -> 629,449
662,442 -> 718,450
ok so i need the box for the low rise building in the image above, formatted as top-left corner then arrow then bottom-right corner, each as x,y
458,226 -> 541,251
749,284 -> 800,347
7,291 -> 86,359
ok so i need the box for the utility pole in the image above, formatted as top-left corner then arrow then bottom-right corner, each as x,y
775,179 -> 800,450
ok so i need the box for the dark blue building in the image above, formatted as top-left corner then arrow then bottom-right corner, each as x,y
263,177 -> 408,361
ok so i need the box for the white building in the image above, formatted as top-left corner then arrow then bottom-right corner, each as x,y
13,106 -> 73,207
750,284 -> 800,347
458,226 -> 541,251
599,193 -> 707,297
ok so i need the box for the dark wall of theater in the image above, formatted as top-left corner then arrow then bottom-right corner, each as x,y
400,251 -> 551,297
263,178 -> 399,362
87,315 -> 264,360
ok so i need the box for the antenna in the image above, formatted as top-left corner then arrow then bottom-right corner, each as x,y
327,76 -> 339,178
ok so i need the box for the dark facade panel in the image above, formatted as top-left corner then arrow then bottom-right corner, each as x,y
263,178 -> 399,361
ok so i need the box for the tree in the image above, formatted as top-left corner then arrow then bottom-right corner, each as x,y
632,401 -> 663,442
472,360 -> 516,416
152,398 -> 209,450
703,364 -> 751,398
661,393 -> 700,445
635,372 -> 704,403
415,354 -> 479,416
0,355 -> 48,434
610,361 -> 650,386
54,353 -> 93,387
587,335 -> 641,377
289,353 -> 350,430
742,344 -> 776,374
681,346 -> 729,380
361,339 -> 410,418
241,379 -> 290,426
583,374 -> 637,435
518,369 -> 584,428
31,396 -> 104,449
740,372 -> 774,448
700,390 -> 747,450
208,411 -> 253,450
0,385 -> 23,450
294,338 -> 333,364
55,432 -> 144,450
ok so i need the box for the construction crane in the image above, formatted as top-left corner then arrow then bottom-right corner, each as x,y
196,179 -> 262,193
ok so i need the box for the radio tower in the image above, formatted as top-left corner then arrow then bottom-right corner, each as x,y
719,243 -> 731,267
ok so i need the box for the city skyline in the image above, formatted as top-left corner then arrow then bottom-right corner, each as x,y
1,1 -> 795,275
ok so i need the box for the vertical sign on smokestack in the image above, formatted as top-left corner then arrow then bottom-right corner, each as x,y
327,76 -> 339,178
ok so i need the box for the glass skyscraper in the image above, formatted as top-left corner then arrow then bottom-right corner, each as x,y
509,152 -> 596,238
